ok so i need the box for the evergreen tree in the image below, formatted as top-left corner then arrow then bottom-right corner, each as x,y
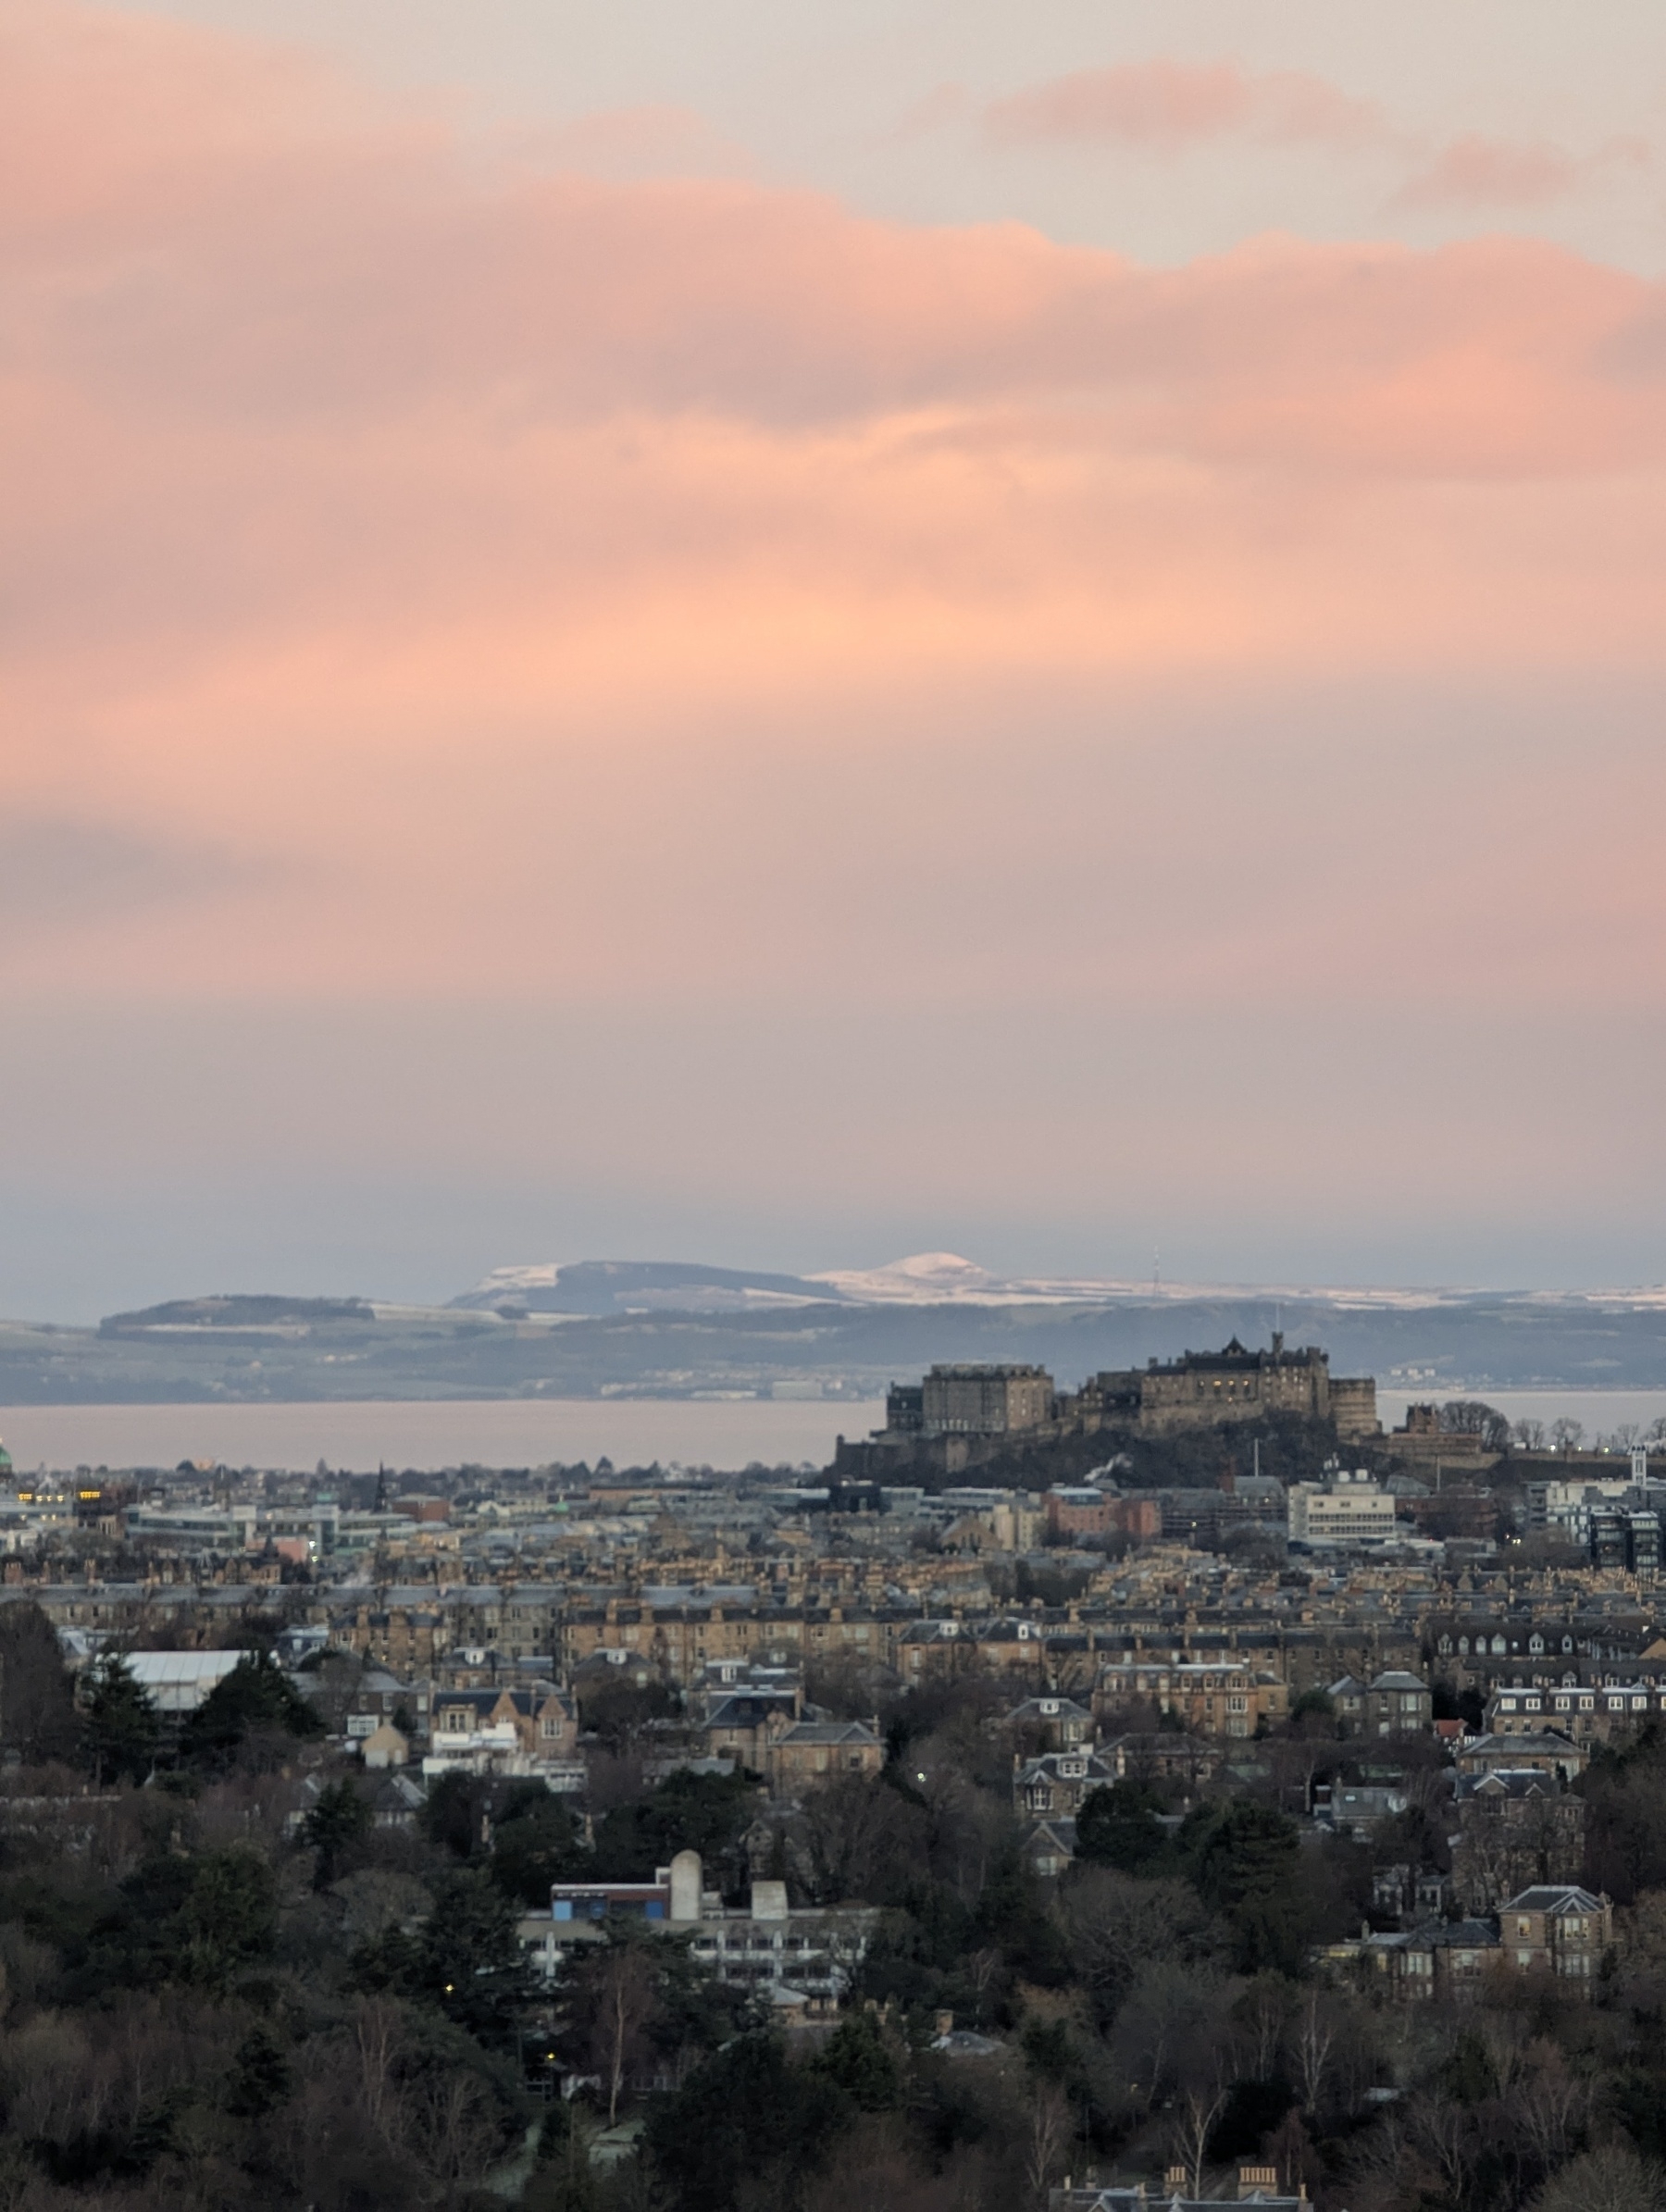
491,1789 -> 593,1904
224,2019 -> 292,2117
646,2032 -> 849,2212
1075,1781 -> 1172,1873
0,1601 -> 81,1765
179,1650 -> 325,1772
303,1776 -> 374,1887
813,2007 -> 901,2111
1187,1800 -> 1305,1976
82,1653 -> 160,1785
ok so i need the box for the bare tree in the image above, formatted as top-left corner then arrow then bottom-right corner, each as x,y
1294,1994 -> 1336,2116
1236,1978 -> 1291,2082
1511,2041 -> 1589,2181
579,1944 -> 662,2126
1171,2084 -> 1228,2200
798,1772 -> 925,1905
1529,2145 -> 1666,2212
1026,2083 -> 1072,2209
353,1995 -> 402,2146
1406,2092 -> 1480,2209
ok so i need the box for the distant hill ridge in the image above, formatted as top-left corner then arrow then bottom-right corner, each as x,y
450,1260 -> 848,1316
100,1295 -> 376,1336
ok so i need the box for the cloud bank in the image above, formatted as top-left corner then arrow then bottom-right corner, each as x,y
4,3 -> 1666,1289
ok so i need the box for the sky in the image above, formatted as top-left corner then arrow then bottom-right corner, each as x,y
5,0 -> 1666,1320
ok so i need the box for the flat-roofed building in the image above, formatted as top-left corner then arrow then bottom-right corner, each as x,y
1288,1472 -> 1397,1549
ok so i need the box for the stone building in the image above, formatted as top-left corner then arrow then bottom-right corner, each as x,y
1093,1657 -> 1284,1738
1326,1671 -> 1434,1735
919,1365 -> 1055,1438
766,1718 -> 884,1797
1089,1334 -> 1378,1440
1006,1694 -> 1095,1749
1497,1884 -> 1612,1982
1013,1747 -> 1116,1816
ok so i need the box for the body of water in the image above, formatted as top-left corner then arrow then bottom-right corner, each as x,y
3,1386 -> 1661,1478
0,1399 -> 888,1475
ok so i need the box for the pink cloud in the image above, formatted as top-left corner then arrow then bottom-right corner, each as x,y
1393,131 -> 1648,212
983,60 -> 1389,154
982,59 -> 1646,218
5,1 -> 1666,1026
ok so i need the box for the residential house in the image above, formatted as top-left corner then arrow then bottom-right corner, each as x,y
1326,1671 -> 1433,1736
1022,1817 -> 1078,1879
1013,1748 -> 1116,1818
1313,1781 -> 1410,1841
1458,1730 -> 1587,1784
1496,1885 -> 1612,1982
424,1684 -> 579,1780
1006,1695 -> 1094,1750
766,1719 -> 884,1798
1101,1734 -> 1224,1787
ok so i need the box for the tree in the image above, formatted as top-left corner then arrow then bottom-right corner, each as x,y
1292,1993 -> 1335,2116
813,2007 -> 901,2113
492,1792 -> 592,1904
1075,1781 -> 1172,1874
304,1777 -> 374,1888
81,1652 -> 160,1784
1187,1801 -> 1305,1976
178,1845 -> 279,1987
575,1672 -> 678,1755
646,2033 -> 849,2212
569,1941 -> 663,2125
179,1651 -> 324,1772
1026,2082 -> 1072,2209
591,1767 -> 757,1884
0,1602 -> 80,1765
423,1767 -> 493,1859
1529,2146 -> 1666,2212
1171,2083 -> 1228,2200
796,1772 -> 926,1906
355,1866 -> 535,2047
1288,1688 -> 1336,1730
1441,1400 -> 1511,1452
224,2019 -> 292,2117
1063,1869 -> 1222,2021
